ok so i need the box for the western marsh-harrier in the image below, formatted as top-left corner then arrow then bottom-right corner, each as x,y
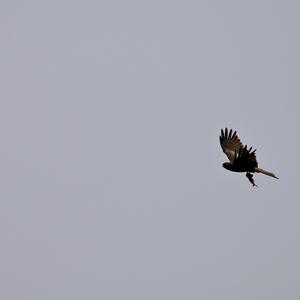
220,128 -> 278,186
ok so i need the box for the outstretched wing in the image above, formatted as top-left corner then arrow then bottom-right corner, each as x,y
220,128 -> 243,162
234,145 -> 258,170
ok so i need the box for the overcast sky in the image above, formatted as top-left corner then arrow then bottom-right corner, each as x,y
1,1 -> 299,299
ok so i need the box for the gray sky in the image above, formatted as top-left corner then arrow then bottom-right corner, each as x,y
1,1 -> 299,299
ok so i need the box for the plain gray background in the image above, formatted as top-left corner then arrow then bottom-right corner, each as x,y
1,1 -> 299,299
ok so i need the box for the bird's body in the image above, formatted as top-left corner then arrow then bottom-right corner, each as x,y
219,128 -> 278,186
222,162 -> 253,173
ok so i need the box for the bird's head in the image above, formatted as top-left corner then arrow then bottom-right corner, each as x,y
222,162 -> 232,170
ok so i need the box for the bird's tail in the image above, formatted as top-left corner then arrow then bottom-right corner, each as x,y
255,167 -> 279,179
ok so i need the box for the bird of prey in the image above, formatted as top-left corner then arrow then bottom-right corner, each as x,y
219,128 -> 278,186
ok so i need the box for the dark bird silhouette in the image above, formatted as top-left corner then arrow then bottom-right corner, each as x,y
219,128 -> 278,186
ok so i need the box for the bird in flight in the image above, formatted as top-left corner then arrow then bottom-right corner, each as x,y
219,128 -> 278,186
